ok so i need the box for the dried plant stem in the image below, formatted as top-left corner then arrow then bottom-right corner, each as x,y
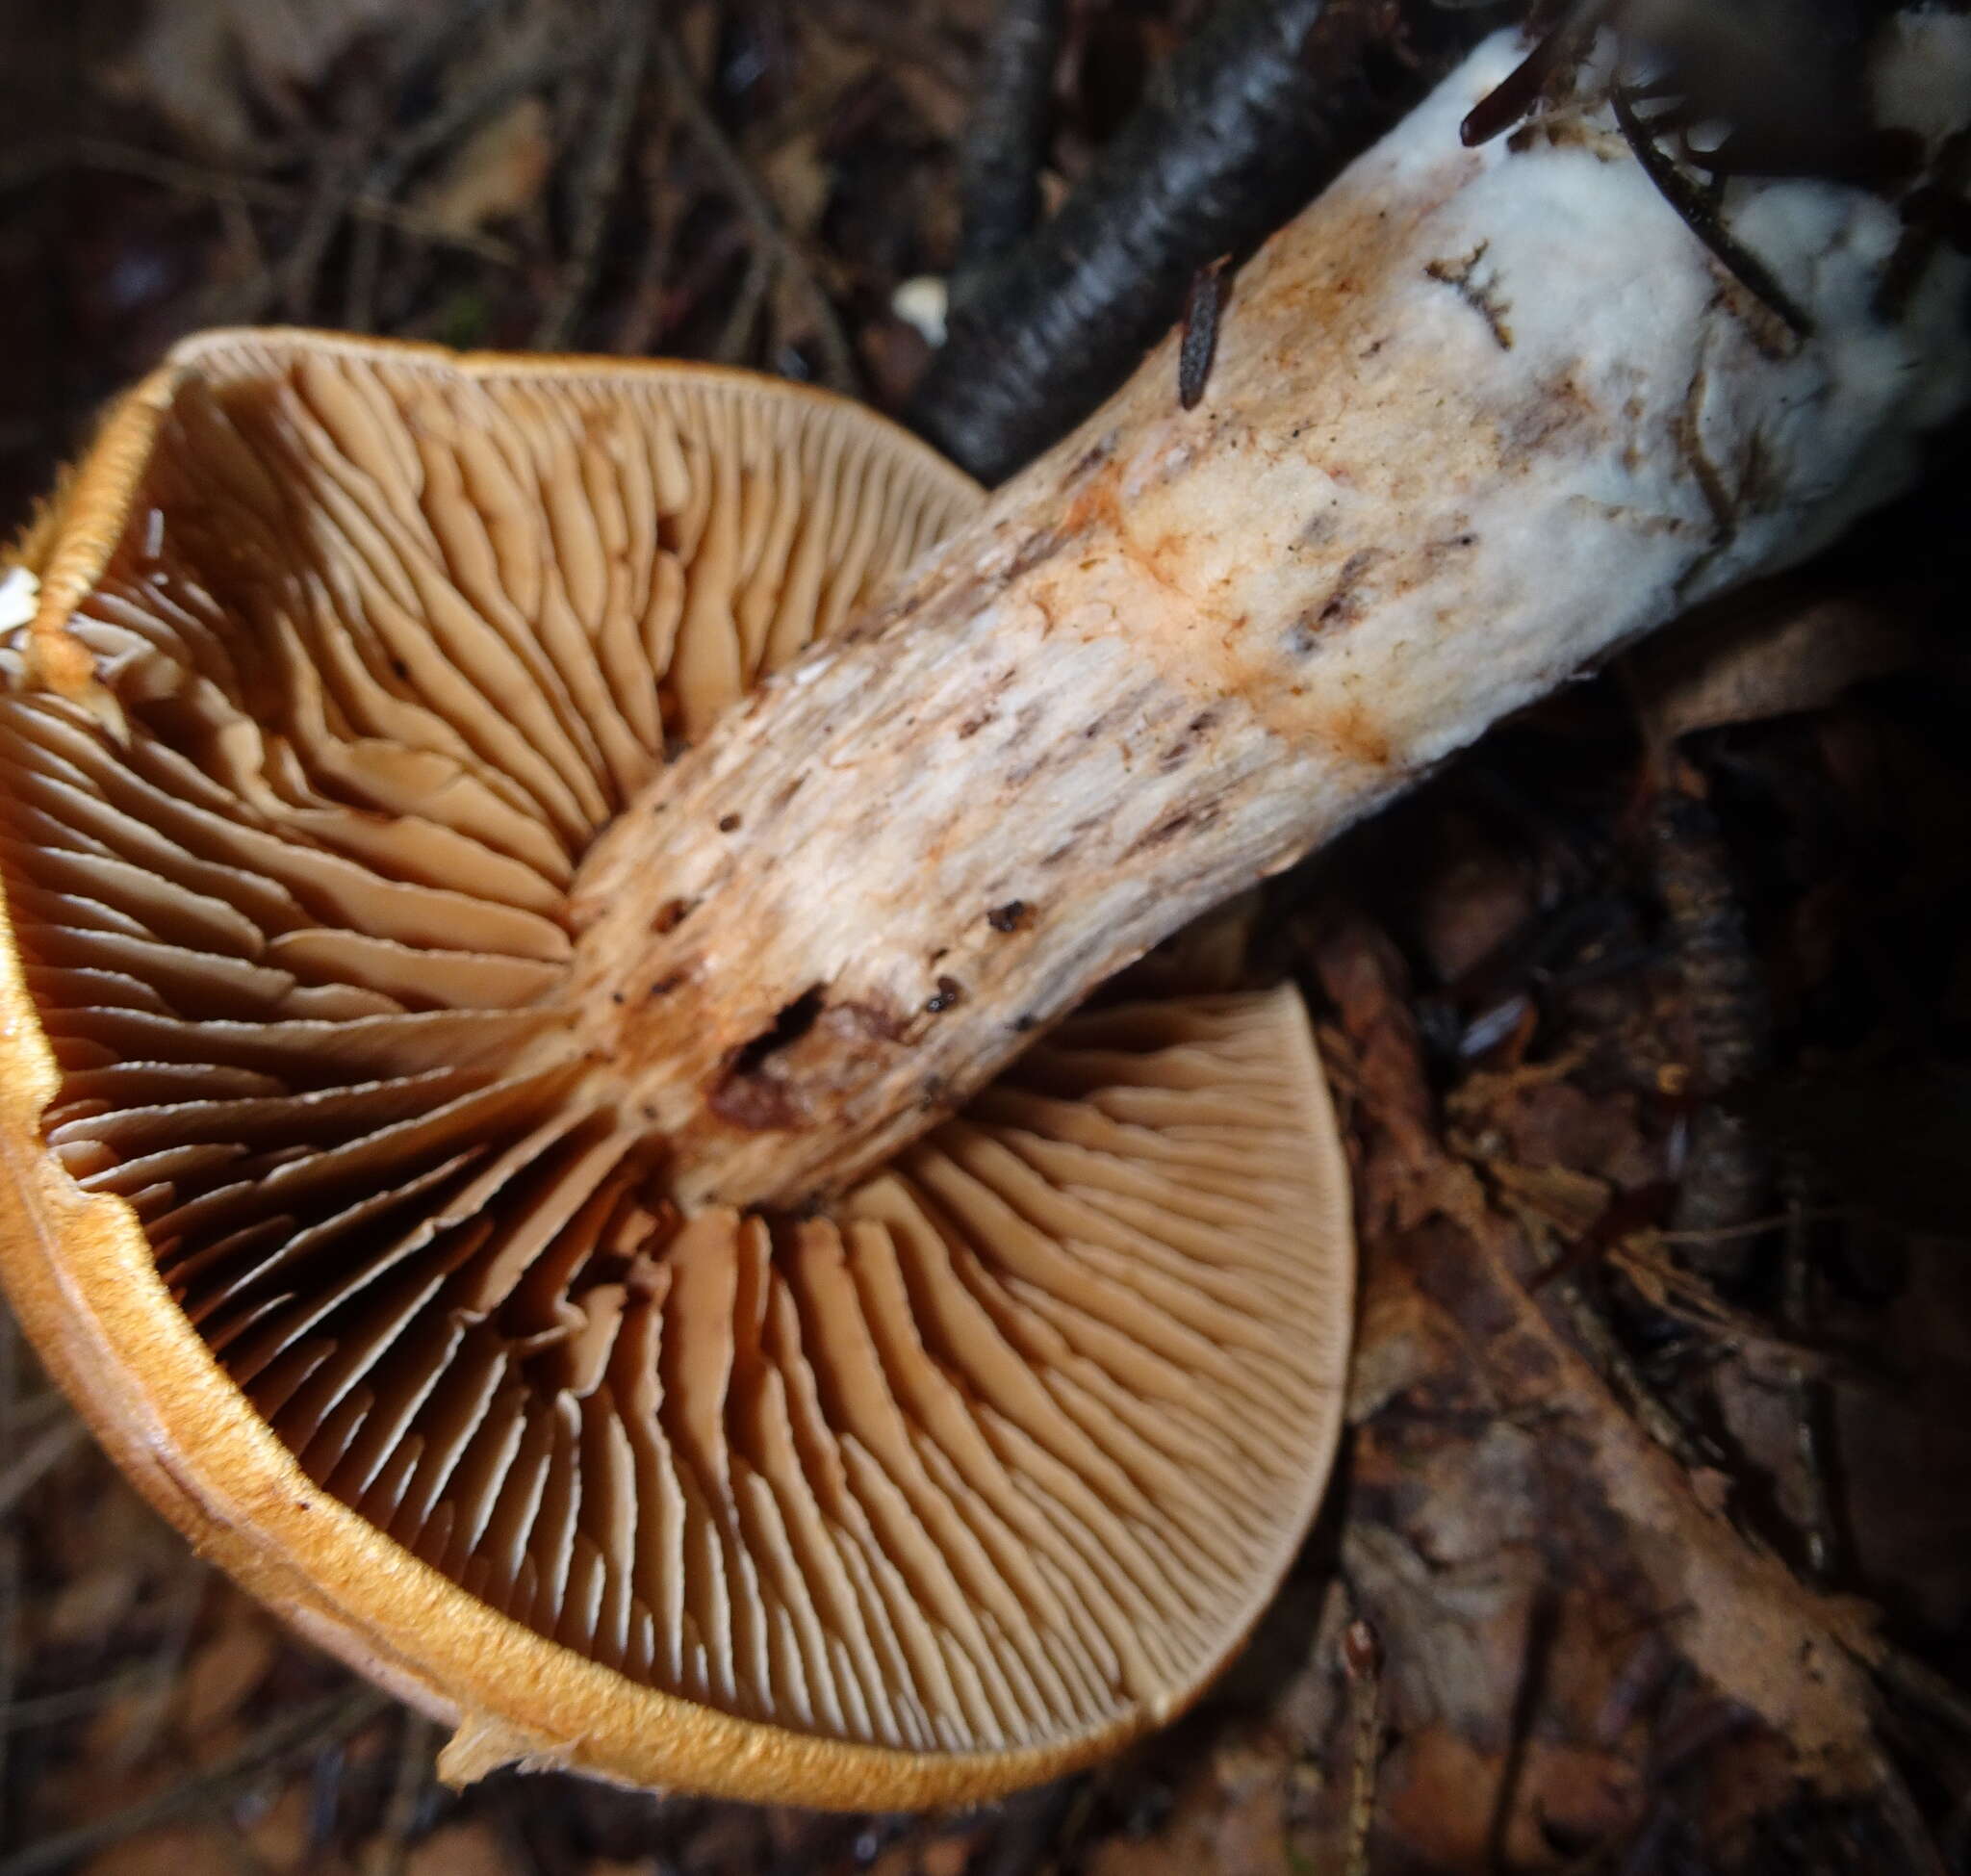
535,3 -> 649,348
0,1415 -> 84,1523
1866,1741 -> 1952,1876
1650,784 -> 1773,1285
715,244 -> 778,366
0,1668 -> 155,1737
611,108 -> 684,353
115,1570 -> 208,1776
47,139 -> 519,264
1341,1614 -> 1384,1876
279,144 -> 368,322
370,1710 -> 440,1876
1869,1644 -> 1971,1741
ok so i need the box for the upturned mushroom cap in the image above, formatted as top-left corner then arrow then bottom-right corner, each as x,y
0,329 -> 1353,1808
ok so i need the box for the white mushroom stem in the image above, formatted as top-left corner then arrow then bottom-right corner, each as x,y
569,26 -> 1971,1211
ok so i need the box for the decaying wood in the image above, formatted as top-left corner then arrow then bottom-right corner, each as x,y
566,28 -> 1971,1211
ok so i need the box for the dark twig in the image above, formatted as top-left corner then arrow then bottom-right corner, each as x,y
1868,1741 -> 1952,1876
1610,83 -> 1814,341
1781,1172 -> 1842,1583
1554,1267 -> 1712,1471
1460,0 -> 1610,147
651,23 -> 857,395
0,1668 -> 157,1737
1487,1585 -> 1561,1874
1647,784 -> 1774,1286
911,0 -> 1492,482
11,138 -> 521,264
1870,1643 -> 1971,1743
535,4 -> 649,348
0,1685 -> 391,1876
110,1567 -> 206,1776
372,1709 -> 439,1876
611,106 -> 685,354
279,144 -> 367,322
952,0 -> 1066,302
716,244 -> 779,366
1877,128 -> 1971,321
0,1413 -> 84,1523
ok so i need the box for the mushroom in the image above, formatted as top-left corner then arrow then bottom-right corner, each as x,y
3,14 -> 1966,1812
0,328 -> 1355,1806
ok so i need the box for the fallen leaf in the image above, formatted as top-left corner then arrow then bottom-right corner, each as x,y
119,0 -> 413,150
181,1604 -> 278,1734
412,97 -> 555,238
1629,586 -> 1924,747
759,132 -> 832,242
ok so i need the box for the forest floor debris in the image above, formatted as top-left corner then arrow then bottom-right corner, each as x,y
2,1 -> 1968,1870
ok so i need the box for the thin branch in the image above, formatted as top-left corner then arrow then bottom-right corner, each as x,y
1647,784 -> 1774,1286
0,1668 -> 156,1737
651,23 -> 858,395
611,106 -> 686,354
280,144 -> 366,322
0,1415 -> 85,1522
1607,1235 -> 1855,1380
1610,83 -> 1813,340
1867,1741 -> 1953,1876
1781,1175 -> 1842,1582
371,1709 -> 440,1876
35,139 -> 520,264
715,244 -> 778,366
1869,1643 -> 1971,1741
1658,1207 -> 1850,1246
110,1567 -> 207,1777
535,4 -> 650,348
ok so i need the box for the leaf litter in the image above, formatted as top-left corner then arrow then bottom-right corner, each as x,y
2,1 -> 1970,1870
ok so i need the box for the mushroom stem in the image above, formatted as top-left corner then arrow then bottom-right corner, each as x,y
570,27 -> 1969,1211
